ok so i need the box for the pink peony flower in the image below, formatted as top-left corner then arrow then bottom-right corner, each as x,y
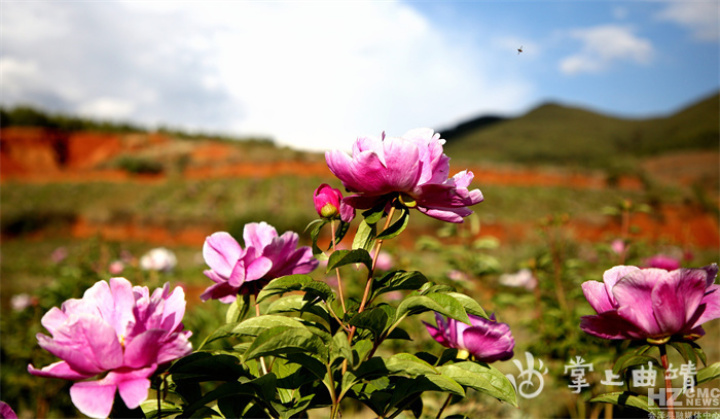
374,251 -> 393,271
28,277 -> 192,418
313,183 -> 355,223
201,222 -> 318,302
610,239 -> 626,256
109,260 -> 125,275
581,264 -> 720,342
643,254 -> 681,271
0,401 -> 18,419
325,128 -> 484,223
424,313 -> 514,362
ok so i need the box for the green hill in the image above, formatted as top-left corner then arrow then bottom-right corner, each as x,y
442,91 -> 719,169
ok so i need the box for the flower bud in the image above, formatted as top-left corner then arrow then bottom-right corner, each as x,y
313,184 -> 355,222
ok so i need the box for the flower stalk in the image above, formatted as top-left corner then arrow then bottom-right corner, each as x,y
659,344 -> 675,419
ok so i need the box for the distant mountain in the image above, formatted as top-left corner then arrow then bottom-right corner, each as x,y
441,91 -> 719,168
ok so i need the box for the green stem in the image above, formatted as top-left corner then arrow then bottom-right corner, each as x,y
436,393 -> 453,419
327,363 -> 340,419
347,207 -> 397,346
660,344 -> 676,419
255,302 -> 268,376
330,220 -> 347,314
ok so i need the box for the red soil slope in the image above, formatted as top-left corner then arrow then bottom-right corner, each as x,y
2,127 -> 718,248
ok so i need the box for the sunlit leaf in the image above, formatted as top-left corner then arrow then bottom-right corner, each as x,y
590,391 -> 661,417
256,275 -> 314,303
697,362 -> 720,385
376,207 -> 409,241
395,293 -> 470,325
327,249 -> 373,273
439,362 -> 517,406
244,326 -> 327,362
352,219 -> 376,251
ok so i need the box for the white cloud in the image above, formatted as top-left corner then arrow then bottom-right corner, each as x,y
0,2 -> 533,151
560,25 -> 653,75
78,98 -> 135,120
655,1 -> 719,41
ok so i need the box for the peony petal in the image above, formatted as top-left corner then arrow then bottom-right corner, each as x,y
691,284 -> 720,329
326,149 -> 364,192
28,360 -> 94,380
37,315 -> 123,374
651,268 -> 707,335
243,222 -> 278,257
109,367 -> 156,409
602,266 -> 640,307
423,321 -> 451,348
416,205 -> 472,223
580,312 -> 643,340
123,329 -> 165,368
702,263 -> 719,288
40,307 -> 69,335
463,321 -> 515,362
159,286 -> 187,333
200,282 -> 238,303
244,255 -> 273,282
581,281 -> 615,314
156,331 -> 193,365
613,269 -> 662,336
203,232 -> 243,278
69,380 -> 117,419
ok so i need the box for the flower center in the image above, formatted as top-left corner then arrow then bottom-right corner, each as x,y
398,193 -> 417,208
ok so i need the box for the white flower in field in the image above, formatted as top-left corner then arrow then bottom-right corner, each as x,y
499,268 -> 537,291
140,247 -> 177,272
11,293 -> 35,311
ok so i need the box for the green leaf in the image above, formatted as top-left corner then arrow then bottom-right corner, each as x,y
387,375 -> 465,413
352,339 -> 374,369
256,274 -> 314,303
670,341 -> 699,366
363,204 -> 387,225
395,293 -> 470,325
376,207 -> 409,241
590,391 -> 661,417
419,282 -> 456,295
349,305 -> 393,339
439,362 -> 517,407
301,280 -> 335,302
327,249 -> 373,273
285,353 -> 327,381
447,292 -> 488,319
243,326 -> 327,362
169,352 -> 244,382
307,218 -> 328,256
232,315 -> 308,337
612,353 -> 659,376
697,362 -> 720,385
385,353 -> 439,377
266,294 -> 331,326
182,376 -> 277,417
353,219 -> 377,252
333,220 -> 351,247
140,400 -> 182,418
385,327 -> 411,340
330,330 -> 353,365
226,294 -> 251,324
373,270 -> 428,298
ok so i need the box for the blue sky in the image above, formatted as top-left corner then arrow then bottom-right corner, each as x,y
1,1 -> 718,150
